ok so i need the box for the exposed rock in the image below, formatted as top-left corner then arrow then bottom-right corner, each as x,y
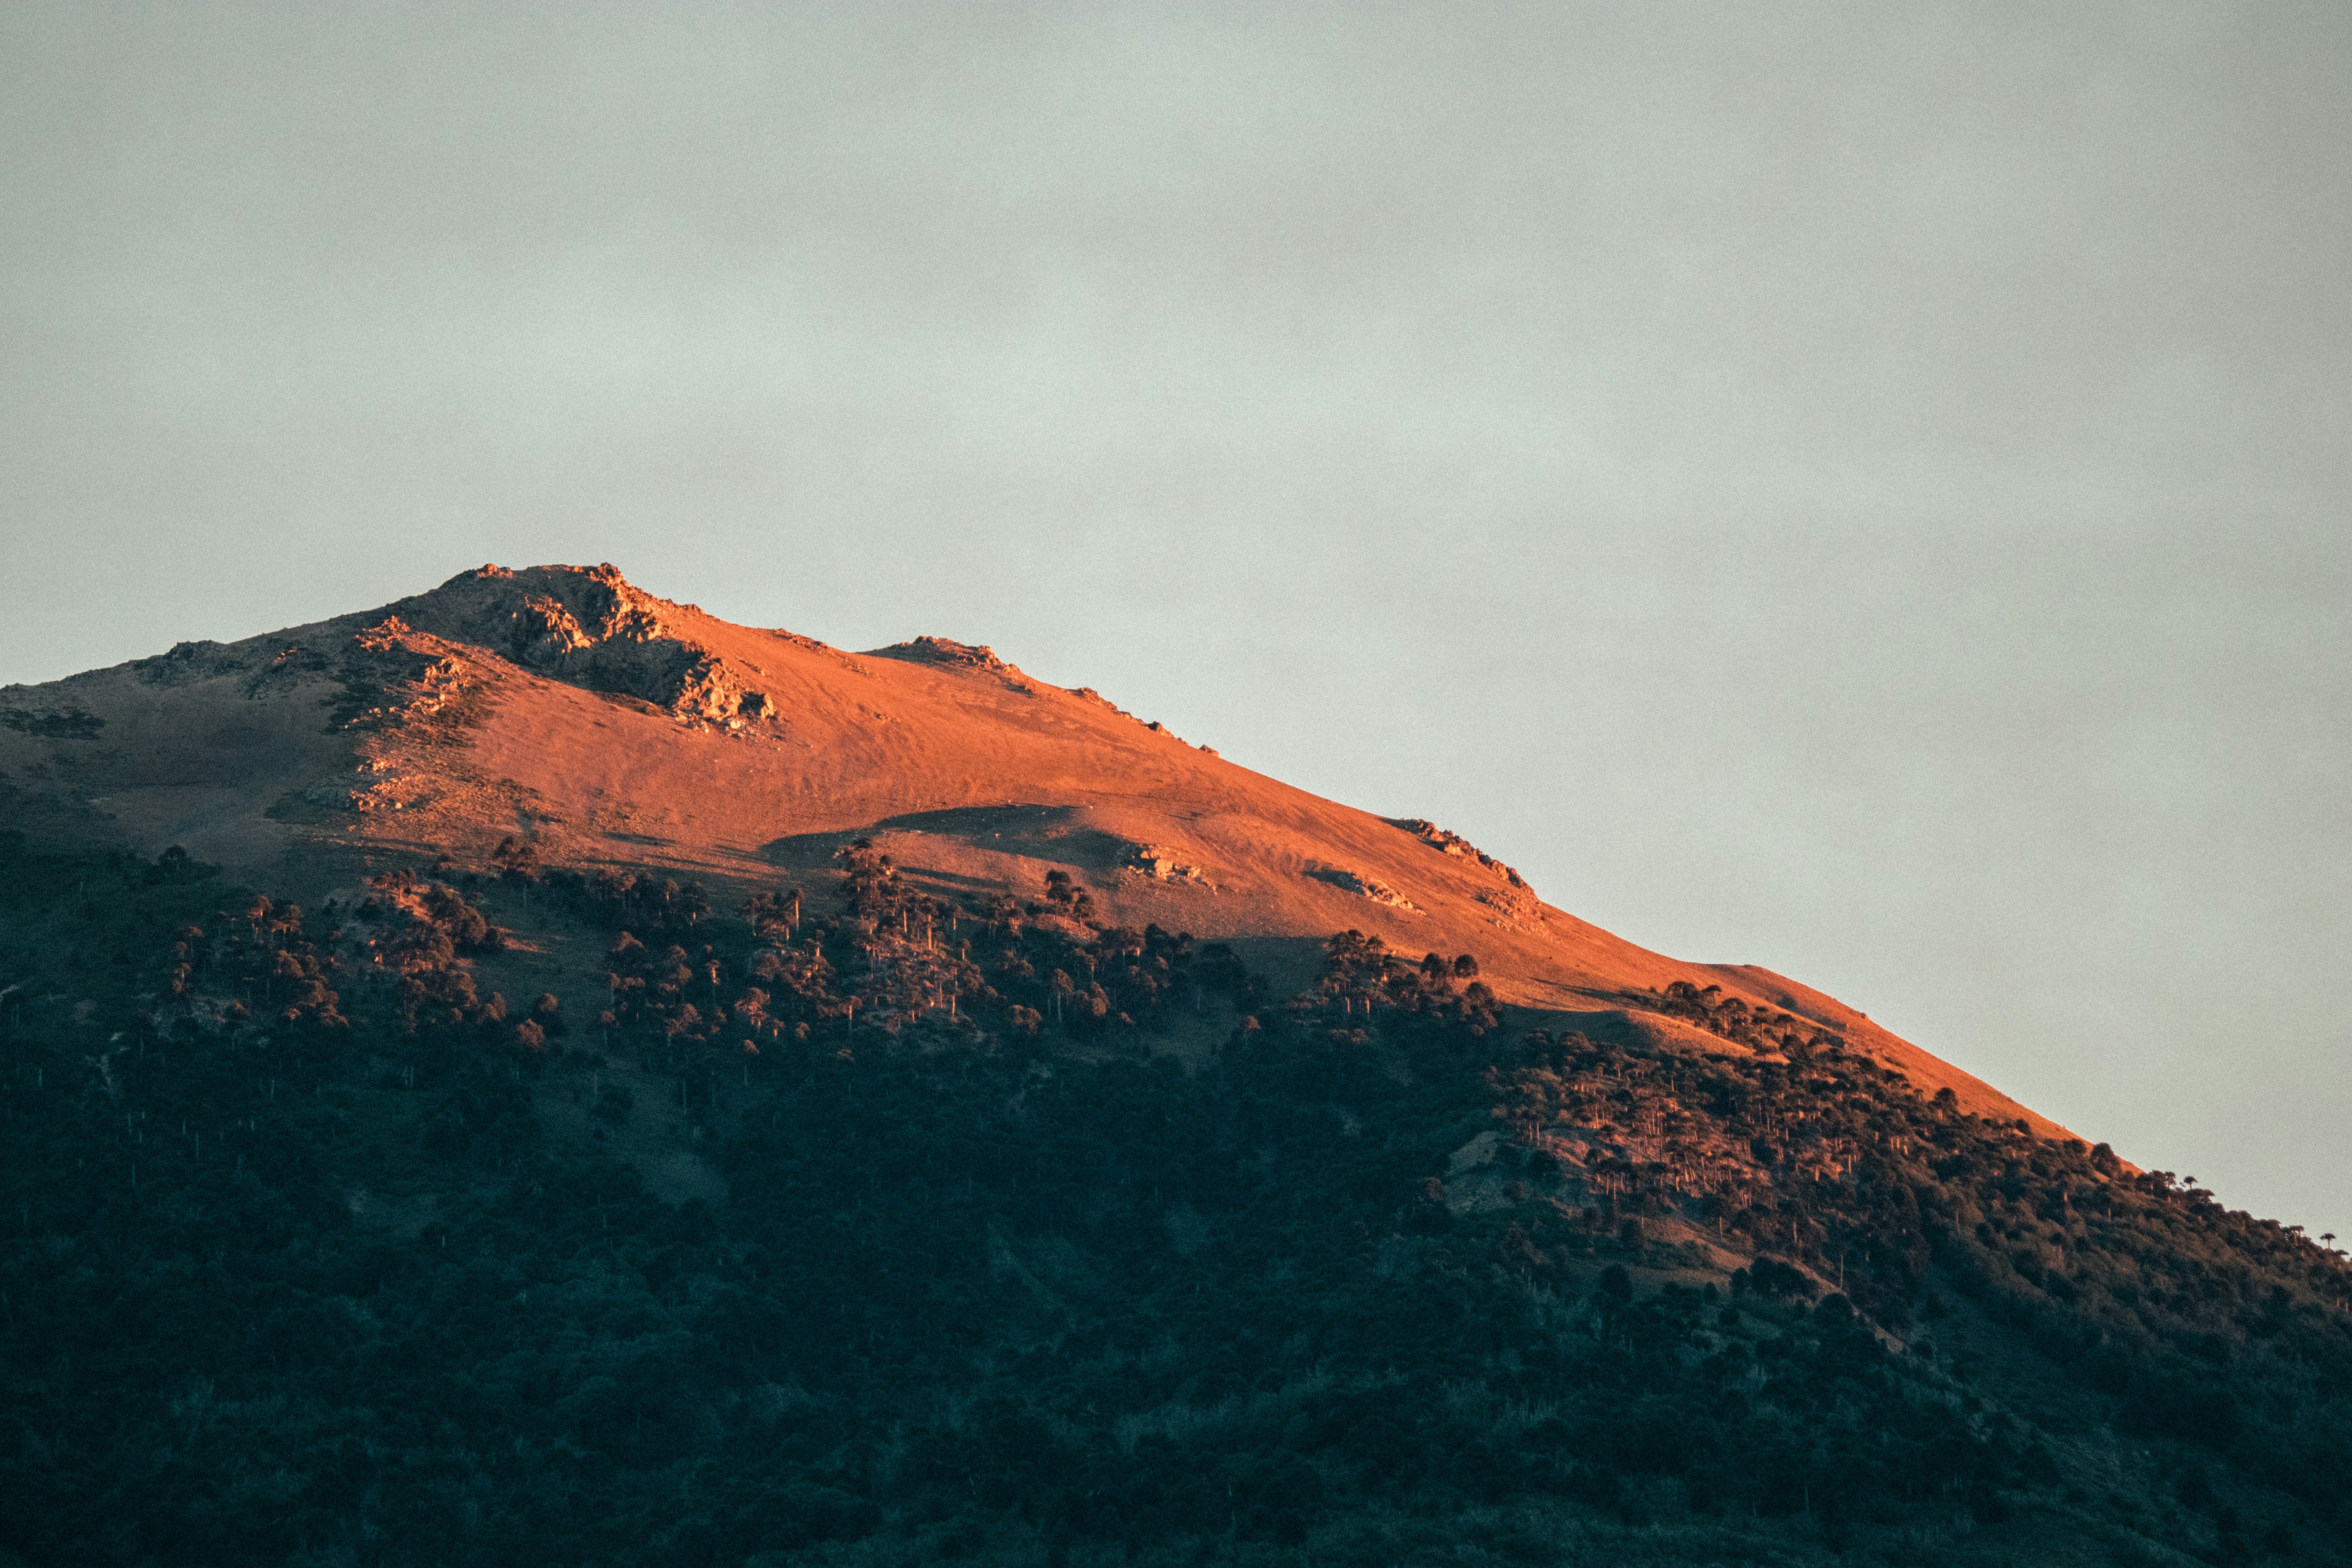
1390,817 -> 1530,891
1125,843 -> 1210,885
390,563 -> 760,725
514,593 -> 595,660
1477,886 -> 1545,929
1066,686 -> 1138,719
1310,867 -> 1421,911
335,621 -> 489,737
869,636 -> 1009,672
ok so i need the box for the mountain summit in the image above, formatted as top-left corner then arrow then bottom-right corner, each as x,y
0,561 -> 2050,1128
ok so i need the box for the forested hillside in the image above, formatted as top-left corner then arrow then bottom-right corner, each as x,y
2,830 -> 2346,1566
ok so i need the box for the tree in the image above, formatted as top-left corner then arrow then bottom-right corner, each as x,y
492,835 -> 542,880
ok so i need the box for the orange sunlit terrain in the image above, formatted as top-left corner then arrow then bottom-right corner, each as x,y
0,562 -> 2061,1131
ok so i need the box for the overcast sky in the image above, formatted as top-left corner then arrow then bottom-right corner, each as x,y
4,3 -> 2347,1236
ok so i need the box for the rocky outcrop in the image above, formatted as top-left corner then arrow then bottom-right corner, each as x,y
1311,867 -> 1421,911
1390,817 -> 1530,891
1125,843 -> 1210,885
868,636 -> 1009,672
1477,886 -> 1544,929
393,564 -> 769,725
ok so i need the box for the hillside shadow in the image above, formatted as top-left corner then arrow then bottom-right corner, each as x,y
1217,935 -> 1332,1000
760,803 -> 1135,873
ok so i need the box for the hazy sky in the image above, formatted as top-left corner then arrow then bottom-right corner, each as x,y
4,4 -> 2347,1236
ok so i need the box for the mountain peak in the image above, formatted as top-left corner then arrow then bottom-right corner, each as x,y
386,562 -> 762,723
0,561 -> 2063,1134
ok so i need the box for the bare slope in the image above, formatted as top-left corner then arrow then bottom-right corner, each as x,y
0,562 -> 2062,1132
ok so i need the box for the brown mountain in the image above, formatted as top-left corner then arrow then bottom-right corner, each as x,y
1,561 -> 2054,1132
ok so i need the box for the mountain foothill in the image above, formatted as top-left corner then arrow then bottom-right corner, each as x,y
0,564 -> 2344,1567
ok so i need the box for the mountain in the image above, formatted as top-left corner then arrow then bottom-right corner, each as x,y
1,563 -> 2346,1568
0,562 -> 2052,1129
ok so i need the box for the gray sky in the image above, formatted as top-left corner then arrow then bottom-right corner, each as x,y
4,4 -> 2348,1236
